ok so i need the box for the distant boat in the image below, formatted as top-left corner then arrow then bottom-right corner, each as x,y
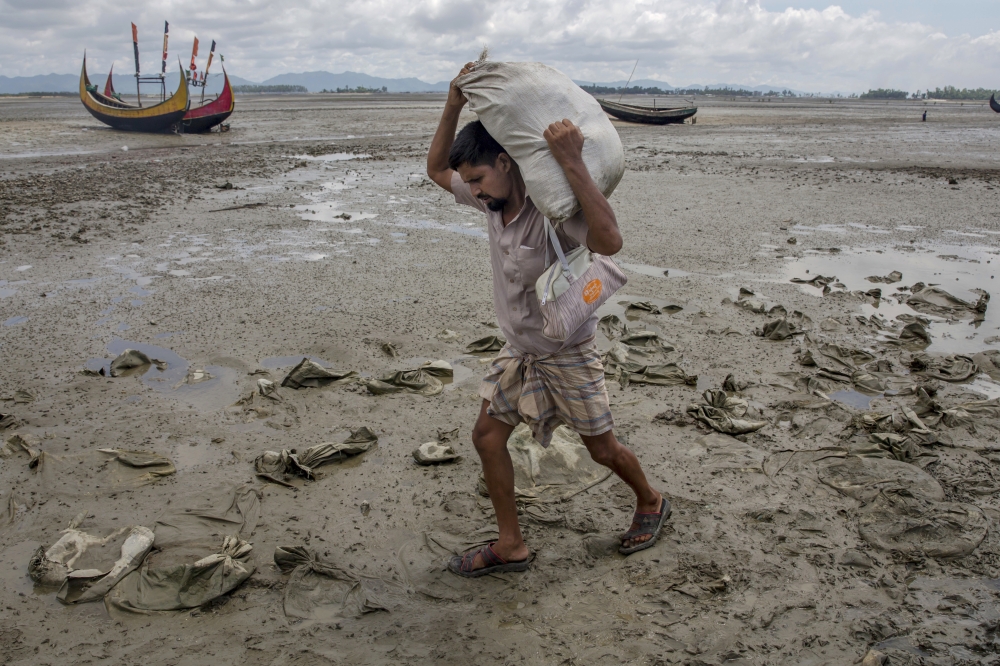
99,62 -> 234,133
990,94 -> 1000,114
80,56 -> 189,132
181,68 -> 234,133
597,98 -> 697,125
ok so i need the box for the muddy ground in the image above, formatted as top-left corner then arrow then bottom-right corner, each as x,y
2,93 -> 1000,665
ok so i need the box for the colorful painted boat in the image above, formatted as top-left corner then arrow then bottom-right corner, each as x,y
79,56 -> 189,132
597,98 -> 697,125
182,69 -> 234,133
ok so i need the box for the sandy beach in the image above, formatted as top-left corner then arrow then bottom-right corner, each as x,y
2,93 -> 1000,665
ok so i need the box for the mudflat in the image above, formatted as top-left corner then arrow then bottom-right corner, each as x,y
1,93 -> 999,665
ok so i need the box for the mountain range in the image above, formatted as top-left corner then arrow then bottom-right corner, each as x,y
1,69 -> 812,95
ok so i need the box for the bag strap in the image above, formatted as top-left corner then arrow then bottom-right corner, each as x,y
544,218 -> 573,280
540,218 -> 575,306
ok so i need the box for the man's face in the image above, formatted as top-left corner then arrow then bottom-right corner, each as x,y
456,155 -> 515,212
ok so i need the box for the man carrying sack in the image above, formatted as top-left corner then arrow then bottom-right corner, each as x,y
427,62 -> 668,577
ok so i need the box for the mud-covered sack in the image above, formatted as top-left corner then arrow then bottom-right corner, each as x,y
456,61 -> 625,222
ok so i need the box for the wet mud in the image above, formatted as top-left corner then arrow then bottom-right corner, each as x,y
2,94 -> 1000,664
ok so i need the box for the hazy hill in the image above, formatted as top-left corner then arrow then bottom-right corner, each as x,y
3,69 -> 809,96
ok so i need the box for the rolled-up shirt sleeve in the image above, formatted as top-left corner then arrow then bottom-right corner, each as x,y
451,172 -> 488,212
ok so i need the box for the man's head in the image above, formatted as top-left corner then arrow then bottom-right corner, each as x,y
449,120 -> 518,212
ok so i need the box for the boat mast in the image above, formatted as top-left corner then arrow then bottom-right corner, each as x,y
131,23 -> 141,107
160,21 -> 169,101
619,59 -> 638,103
201,40 -> 216,105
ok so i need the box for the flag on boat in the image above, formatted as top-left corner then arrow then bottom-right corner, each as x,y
161,21 -> 169,75
131,23 -> 140,75
189,37 -> 199,71
205,40 -> 216,77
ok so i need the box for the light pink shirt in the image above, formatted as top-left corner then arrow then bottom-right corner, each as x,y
451,171 -> 598,355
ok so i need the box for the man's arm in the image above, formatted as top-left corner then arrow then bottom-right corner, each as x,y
426,62 -> 474,193
543,119 -> 623,256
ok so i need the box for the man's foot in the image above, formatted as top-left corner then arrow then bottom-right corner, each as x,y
620,493 -> 669,553
448,541 -> 531,578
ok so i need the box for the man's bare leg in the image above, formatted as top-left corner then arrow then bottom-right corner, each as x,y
468,400 -> 530,569
580,430 -> 663,550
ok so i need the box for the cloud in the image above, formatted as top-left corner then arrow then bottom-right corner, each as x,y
0,0 -> 997,91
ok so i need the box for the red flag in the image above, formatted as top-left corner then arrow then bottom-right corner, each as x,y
189,37 -> 199,71
131,23 -> 140,75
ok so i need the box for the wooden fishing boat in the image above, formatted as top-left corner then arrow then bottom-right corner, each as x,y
80,56 -> 189,132
597,98 -> 697,125
990,94 -> 1000,114
96,62 -> 232,132
181,68 -> 234,133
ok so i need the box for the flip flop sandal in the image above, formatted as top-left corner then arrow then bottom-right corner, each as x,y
619,497 -> 671,555
447,542 -> 531,578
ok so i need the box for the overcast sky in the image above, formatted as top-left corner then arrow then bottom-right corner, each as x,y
0,0 -> 996,91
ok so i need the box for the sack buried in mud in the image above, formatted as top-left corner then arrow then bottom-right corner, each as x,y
477,423 -> 612,502
106,536 -> 254,612
280,358 -> 357,389
365,366 -> 446,396
866,270 -> 903,284
466,335 -> 506,353
29,523 -> 154,604
34,448 -> 175,497
456,59 -> 624,222
1,432 -> 41,467
858,489 -> 987,559
413,440 -> 461,465
255,427 -> 378,484
908,353 -> 978,383
818,456 -> 944,504
107,349 -> 167,377
687,389 -> 768,435
274,545 -> 400,619
904,286 -> 989,319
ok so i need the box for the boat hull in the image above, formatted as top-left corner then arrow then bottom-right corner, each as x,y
80,57 -> 189,132
182,71 -> 235,133
990,94 -> 1000,114
597,99 -> 697,125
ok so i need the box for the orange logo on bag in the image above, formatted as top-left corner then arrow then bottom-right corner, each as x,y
582,279 -> 603,304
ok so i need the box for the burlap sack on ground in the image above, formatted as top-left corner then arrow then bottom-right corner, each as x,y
457,61 -> 625,222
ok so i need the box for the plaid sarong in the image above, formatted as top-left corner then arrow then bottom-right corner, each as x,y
478,339 -> 614,447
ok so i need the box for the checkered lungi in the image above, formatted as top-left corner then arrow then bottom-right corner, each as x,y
477,338 -> 615,447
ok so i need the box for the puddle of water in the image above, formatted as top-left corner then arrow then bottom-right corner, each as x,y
85,338 -> 240,410
15,265 -> 32,271
115,323 -> 130,332
66,277 -> 100,286
131,300 -> 143,307
168,269 -> 191,277
968,376 -> 1000,400
154,331 -> 184,339
830,390 -> 878,410
100,306 -> 115,315
294,201 -> 379,224
288,152 -> 370,162
260,355 -> 336,370
130,285 -> 153,296
300,253 -> 327,261
3,316 -> 28,326
0,288 -> 15,298
783,245 -> 999,355
95,316 -> 113,326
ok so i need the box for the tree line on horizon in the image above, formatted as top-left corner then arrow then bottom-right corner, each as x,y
857,86 -> 997,100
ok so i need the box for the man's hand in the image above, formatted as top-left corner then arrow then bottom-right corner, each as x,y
543,119 -> 585,169
428,62 -> 476,193
447,62 -> 475,110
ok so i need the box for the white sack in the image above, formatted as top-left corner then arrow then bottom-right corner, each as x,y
457,61 -> 625,222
